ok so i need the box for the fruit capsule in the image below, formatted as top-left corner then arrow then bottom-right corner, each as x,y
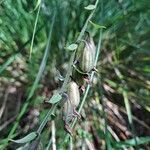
85,33 -> 96,63
80,41 -> 94,73
62,81 -> 80,123
67,81 -> 80,108
79,33 -> 96,73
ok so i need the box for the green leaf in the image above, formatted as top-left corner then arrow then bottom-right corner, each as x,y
72,64 -> 88,75
84,4 -> 96,10
10,132 -> 37,144
115,136 -> 150,147
65,43 -> 78,51
0,53 -> 20,74
51,113 -> 56,120
89,21 -> 106,29
33,0 -> 41,11
28,13 -> 55,100
47,93 -> 62,104
30,1 -> 41,59
123,90 -> 132,124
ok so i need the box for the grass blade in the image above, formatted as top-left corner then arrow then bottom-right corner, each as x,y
29,1 -> 41,59
3,11 -> 56,148
0,54 -> 20,74
115,136 -> 150,148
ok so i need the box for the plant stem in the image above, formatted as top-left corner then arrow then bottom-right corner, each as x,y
60,0 -> 99,93
29,1 -> 42,59
37,104 -> 57,134
114,67 -> 139,150
51,120 -> 56,150
69,136 -> 73,150
3,9 -> 56,149
63,26 -> 103,145
98,78 -> 112,150
35,0 -> 100,137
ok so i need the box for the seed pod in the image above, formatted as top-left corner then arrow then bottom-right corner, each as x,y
72,34 -> 95,88
62,99 -> 74,123
80,41 -> 94,73
85,34 -> 96,63
62,81 -> 80,123
67,81 -> 80,107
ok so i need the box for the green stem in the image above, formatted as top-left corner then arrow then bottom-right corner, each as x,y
98,77 -> 112,150
123,90 -> 139,150
114,68 -> 139,150
35,0 -> 101,137
37,104 -> 57,134
60,0 -> 99,93
64,25 -> 103,145
46,139 -> 52,150
3,9 -> 56,149
76,0 -> 99,42
29,2 -> 41,59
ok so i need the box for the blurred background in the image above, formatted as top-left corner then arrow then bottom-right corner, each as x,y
0,0 -> 150,149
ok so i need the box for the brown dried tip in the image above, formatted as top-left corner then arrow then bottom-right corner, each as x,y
64,123 -> 73,135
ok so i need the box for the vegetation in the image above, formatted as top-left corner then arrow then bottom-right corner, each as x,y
0,0 -> 150,149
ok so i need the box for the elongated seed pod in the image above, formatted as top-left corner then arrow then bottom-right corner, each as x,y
86,35 -> 96,64
62,81 -> 80,123
67,81 -> 80,107
72,34 -> 95,87
80,41 -> 94,73
62,99 -> 74,123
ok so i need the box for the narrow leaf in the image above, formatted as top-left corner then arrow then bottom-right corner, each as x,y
115,136 -> 150,147
123,90 -> 132,124
28,13 -> 55,100
84,4 -> 96,10
24,138 -> 41,150
72,64 -> 88,75
0,54 -> 20,74
33,0 -> 41,11
89,21 -> 106,29
10,132 -> 37,144
65,43 -> 78,51
47,93 -> 62,104
30,2 -> 41,59
51,113 -> 56,119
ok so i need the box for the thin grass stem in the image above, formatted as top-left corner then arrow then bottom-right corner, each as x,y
3,10 -> 56,148
29,1 -> 42,59
34,0 -> 100,139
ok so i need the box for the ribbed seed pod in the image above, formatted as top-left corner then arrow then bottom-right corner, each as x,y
62,81 -> 80,123
62,99 -> 74,123
67,81 -> 80,107
86,35 -> 96,64
80,41 -> 94,73
72,34 -> 95,89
